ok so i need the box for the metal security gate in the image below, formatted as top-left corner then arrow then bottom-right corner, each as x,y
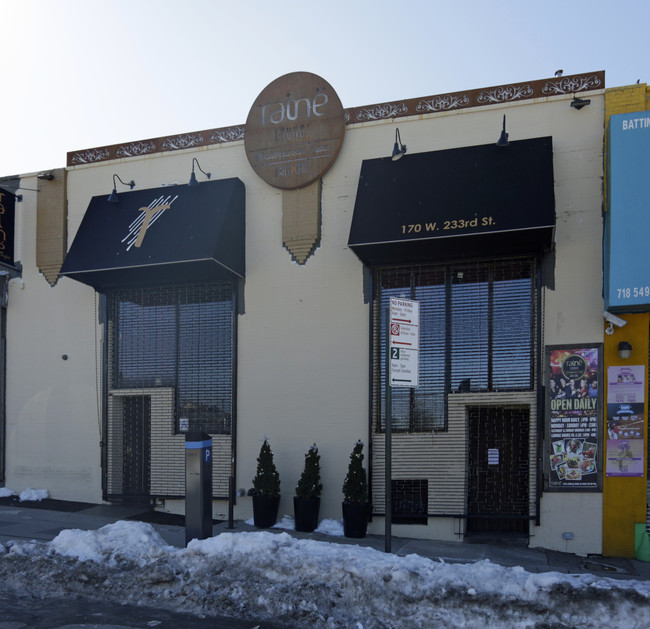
370,258 -> 538,526
122,395 -> 151,503
0,300 -> 5,483
467,406 -> 530,535
104,282 -> 236,502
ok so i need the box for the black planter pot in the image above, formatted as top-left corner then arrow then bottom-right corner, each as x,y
294,496 -> 321,533
252,494 -> 280,528
342,502 -> 369,538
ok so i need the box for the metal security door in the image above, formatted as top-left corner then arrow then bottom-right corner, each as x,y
0,303 -> 5,483
122,396 -> 151,503
467,406 -> 530,535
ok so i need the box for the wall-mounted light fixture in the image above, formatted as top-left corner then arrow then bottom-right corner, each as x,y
618,341 -> 632,359
391,128 -> 407,161
496,115 -> 509,147
107,174 -> 135,203
188,158 -> 211,185
570,96 -> 591,110
0,182 -> 37,200
37,172 -> 55,180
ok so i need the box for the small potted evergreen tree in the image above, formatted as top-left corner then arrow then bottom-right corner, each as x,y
294,443 -> 322,532
342,440 -> 369,538
251,438 -> 281,528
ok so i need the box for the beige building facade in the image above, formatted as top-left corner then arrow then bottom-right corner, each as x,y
1,70 -> 609,555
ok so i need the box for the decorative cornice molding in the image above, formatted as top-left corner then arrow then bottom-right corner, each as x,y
476,83 -> 534,104
210,126 -> 245,143
67,71 -> 604,167
115,141 -> 156,159
160,133 -> 205,151
354,102 -> 409,121
541,73 -> 603,96
69,148 -> 111,165
416,93 -> 470,113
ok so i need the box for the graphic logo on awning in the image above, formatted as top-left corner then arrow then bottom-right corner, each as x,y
122,194 -> 178,251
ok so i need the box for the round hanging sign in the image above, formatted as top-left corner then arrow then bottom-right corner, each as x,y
244,72 -> 345,190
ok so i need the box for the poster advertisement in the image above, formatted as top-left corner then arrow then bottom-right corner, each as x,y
546,346 -> 601,490
606,365 -> 645,477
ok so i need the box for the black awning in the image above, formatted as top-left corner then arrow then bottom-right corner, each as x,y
348,137 -> 555,265
60,178 -> 245,291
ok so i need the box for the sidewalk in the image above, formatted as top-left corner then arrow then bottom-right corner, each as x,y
1,497 -> 649,582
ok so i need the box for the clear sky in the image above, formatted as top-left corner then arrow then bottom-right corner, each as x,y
1,0 -> 648,176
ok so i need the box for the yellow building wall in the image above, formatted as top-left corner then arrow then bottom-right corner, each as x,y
605,83 -> 648,119
602,314 -> 649,557
602,83 -> 650,557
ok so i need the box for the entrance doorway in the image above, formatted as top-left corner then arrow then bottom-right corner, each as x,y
0,302 -> 5,483
122,396 -> 151,504
467,406 -> 530,537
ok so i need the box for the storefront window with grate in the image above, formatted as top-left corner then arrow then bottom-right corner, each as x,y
107,282 -> 235,435
374,258 -> 535,432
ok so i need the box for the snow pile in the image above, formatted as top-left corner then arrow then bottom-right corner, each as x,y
253,513 -> 345,536
51,520 -> 174,567
1,486 -> 49,501
1,521 -> 650,628
18,488 -> 49,502
314,517 -> 345,536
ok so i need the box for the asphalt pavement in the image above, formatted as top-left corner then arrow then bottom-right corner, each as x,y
0,589 -> 282,629
1,497 -> 649,628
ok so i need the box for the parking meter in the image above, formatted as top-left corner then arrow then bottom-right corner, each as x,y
185,431 -> 212,546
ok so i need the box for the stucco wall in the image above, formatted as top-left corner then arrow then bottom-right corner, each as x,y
535,93 -> 606,555
6,174 -> 101,501
3,87 -> 606,553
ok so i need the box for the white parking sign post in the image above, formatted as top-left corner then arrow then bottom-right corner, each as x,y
385,298 -> 420,553
389,298 -> 420,386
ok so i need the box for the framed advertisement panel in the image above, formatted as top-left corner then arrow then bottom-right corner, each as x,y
545,345 -> 602,491
606,365 -> 645,477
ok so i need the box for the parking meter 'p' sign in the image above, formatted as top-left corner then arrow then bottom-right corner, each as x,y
185,433 -> 212,546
